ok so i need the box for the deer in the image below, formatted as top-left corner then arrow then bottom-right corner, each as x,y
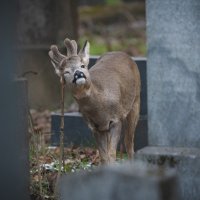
48,38 -> 141,164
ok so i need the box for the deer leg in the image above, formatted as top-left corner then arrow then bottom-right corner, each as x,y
94,121 -> 122,164
124,98 -> 140,160
94,132 -> 109,164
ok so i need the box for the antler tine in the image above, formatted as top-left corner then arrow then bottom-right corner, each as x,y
64,38 -> 77,56
71,40 -> 78,54
48,45 -> 66,64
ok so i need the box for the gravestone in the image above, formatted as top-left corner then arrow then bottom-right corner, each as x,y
146,0 -> 200,147
57,162 -> 180,200
13,79 -> 30,200
135,1 -> 200,200
51,112 -> 147,151
17,0 -> 78,109
0,1 -> 29,199
135,147 -> 200,200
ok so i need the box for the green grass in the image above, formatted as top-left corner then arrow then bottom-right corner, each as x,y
90,42 -> 107,55
79,36 -> 146,56
79,37 -> 107,55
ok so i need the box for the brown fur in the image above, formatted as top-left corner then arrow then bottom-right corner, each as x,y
49,39 -> 140,164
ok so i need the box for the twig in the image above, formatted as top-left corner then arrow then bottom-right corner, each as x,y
54,76 -> 66,200
120,143 -> 124,160
58,76 -> 65,175
91,150 -> 99,164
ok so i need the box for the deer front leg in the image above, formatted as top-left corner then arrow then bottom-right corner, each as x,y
94,121 -> 122,164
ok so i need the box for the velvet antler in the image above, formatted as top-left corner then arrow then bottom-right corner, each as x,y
64,38 -> 78,56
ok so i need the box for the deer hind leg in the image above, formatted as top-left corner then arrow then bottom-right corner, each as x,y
124,97 -> 140,160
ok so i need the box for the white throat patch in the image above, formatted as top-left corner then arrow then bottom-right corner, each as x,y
76,78 -> 86,85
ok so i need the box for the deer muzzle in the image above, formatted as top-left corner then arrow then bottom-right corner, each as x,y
73,70 -> 86,85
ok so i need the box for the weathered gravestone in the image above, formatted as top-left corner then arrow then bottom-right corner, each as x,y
146,0 -> 200,147
51,112 -> 147,151
135,1 -> 200,200
17,0 -> 78,109
0,1 -> 29,199
135,147 -> 200,200
57,162 -> 180,200
14,79 -> 30,200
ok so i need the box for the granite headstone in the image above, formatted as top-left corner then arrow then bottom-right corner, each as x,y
17,0 -> 78,109
135,147 -> 200,200
146,0 -> 200,147
57,162 -> 180,200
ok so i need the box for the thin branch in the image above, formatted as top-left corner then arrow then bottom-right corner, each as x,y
54,76 -> 66,199
59,77 -> 65,175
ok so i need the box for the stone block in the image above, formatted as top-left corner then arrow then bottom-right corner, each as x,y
1,2 -> 29,198
51,112 -> 94,147
51,112 -> 147,151
146,0 -> 200,147
79,0 -> 105,6
0,79 -> 29,200
57,161 -> 179,200
14,79 -> 30,200
135,146 -> 200,200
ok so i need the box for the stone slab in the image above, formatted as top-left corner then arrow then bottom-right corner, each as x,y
146,0 -> 200,147
0,79 -> 29,200
14,79 -> 30,200
51,112 -> 148,151
0,3 -> 30,199
57,161 -> 179,200
51,112 -> 94,147
135,146 -> 200,200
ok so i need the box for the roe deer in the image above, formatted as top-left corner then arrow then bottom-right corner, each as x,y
49,38 -> 141,164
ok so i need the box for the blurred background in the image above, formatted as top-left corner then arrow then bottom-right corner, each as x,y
78,0 -> 146,56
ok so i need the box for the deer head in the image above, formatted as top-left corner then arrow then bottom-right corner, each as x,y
48,39 -> 90,89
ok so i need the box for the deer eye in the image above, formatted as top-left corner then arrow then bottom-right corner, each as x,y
81,65 -> 85,68
64,71 -> 70,74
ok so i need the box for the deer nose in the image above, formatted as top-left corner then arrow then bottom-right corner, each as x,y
74,70 -> 84,79
73,70 -> 86,83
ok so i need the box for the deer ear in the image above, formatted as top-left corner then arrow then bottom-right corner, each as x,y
79,40 -> 90,66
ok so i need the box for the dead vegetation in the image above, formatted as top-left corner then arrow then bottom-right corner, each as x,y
29,107 -> 100,199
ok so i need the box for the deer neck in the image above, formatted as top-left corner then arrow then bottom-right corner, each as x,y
72,79 -> 95,101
